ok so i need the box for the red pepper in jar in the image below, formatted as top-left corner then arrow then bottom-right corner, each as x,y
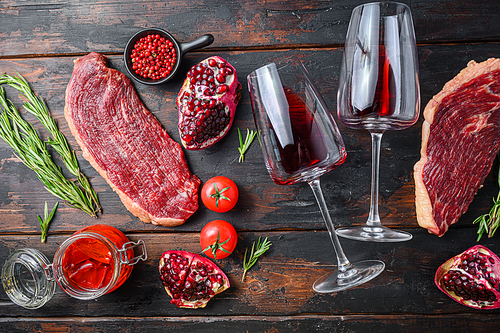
61,224 -> 135,292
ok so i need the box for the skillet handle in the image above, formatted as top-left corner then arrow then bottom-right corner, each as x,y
179,34 -> 214,55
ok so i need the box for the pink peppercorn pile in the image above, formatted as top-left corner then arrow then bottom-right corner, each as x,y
130,34 -> 177,80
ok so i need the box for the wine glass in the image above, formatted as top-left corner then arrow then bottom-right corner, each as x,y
336,2 -> 420,242
248,56 -> 385,293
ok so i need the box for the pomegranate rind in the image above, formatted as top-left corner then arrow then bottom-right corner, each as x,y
176,56 -> 241,150
435,245 -> 500,309
180,254 -> 230,309
158,250 -> 230,309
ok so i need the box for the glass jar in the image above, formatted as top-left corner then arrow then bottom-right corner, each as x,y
1,224 -> 147,309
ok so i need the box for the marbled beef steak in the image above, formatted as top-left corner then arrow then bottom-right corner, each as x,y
65,52 -> 200,226
414,58 -> 500,236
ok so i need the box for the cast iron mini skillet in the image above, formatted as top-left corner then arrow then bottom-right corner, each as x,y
124,27 -> 214,85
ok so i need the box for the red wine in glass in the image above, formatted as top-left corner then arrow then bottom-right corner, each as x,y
275,87 -> 346,179
336,2 -> 420,242
248,56 -> 385,293
352,45 -> 395,118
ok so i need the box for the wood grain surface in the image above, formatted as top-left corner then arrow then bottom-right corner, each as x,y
0,0 -> 499,332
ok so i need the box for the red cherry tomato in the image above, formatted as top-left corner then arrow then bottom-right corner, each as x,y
200,220 -> 237,260
201,176 -> 239,213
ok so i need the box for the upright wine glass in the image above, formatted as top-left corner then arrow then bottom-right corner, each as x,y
336,2 -> 420,242
248,56 -> 385,293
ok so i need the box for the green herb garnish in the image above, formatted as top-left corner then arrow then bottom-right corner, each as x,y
0,74 -> 101,213
237,128 -> 257,163
241,236 -> 272,282
38,201 -> 58,243
0,76 -> 99,217
474,153 -> 500,241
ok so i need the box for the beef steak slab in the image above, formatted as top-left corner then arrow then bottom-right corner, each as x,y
65,52 -> 200,226
414,58 -> 500,236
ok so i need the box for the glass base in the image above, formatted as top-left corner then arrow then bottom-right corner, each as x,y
336,225 -> 413,242
313,260 -> 385,293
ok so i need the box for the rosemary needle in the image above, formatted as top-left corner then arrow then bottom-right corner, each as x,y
0,73 -> 101,213
241,236 -> 272,282
237,128 -> 257,163
0,83 -> 98,217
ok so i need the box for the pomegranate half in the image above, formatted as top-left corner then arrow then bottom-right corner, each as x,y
158,250 -> 230,308
435,245 -> 500,309
176,56 -> 241,150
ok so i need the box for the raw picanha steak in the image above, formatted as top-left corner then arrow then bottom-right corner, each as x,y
414,58 -> 500,236
65,52 -> 201,226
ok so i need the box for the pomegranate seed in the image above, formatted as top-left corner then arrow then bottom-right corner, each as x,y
216,84 -> 228,94
216,74 -> 225,83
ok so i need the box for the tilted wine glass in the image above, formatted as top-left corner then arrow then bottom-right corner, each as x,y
336,2 -> 420,242
248,56 -> 385,293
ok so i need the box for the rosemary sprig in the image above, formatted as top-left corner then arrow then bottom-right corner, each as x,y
241,236 -> 272,282
0,84 -> 98,217
237,128 -> 257,163
0,73 -> 101,213
474,153 -> 500,241
38,201 -> 58,243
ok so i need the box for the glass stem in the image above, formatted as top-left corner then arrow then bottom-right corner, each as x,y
308,178 -> 353,274
367,131 -> 384,227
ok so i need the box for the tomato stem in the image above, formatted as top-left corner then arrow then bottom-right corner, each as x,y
209,182 -> 231,208
201,231 -> 231,260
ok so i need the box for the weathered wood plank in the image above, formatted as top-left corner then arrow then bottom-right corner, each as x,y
0,0 -> 499,57
0,44 -> 499,234
0,229 -> 498,317
0,314 -> 499,333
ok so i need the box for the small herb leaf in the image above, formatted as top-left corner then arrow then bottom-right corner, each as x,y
237,128 -> 257,163
241,236 -> 272,282
38,201 -> 58,243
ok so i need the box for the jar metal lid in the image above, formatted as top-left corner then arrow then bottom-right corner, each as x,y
1,248 -> 56,309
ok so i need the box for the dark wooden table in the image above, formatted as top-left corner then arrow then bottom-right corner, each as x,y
1,1 -> 499,332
